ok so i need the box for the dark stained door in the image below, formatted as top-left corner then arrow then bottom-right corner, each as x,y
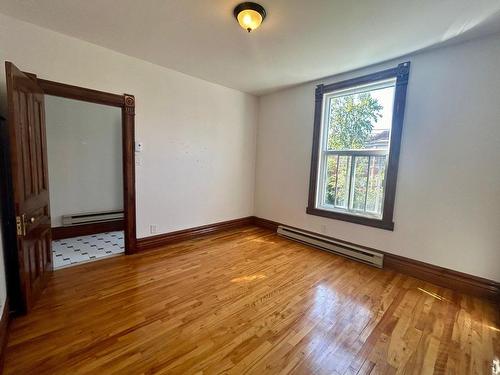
5,62 -> 52,312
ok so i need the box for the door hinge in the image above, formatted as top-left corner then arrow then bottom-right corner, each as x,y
16,214 -> 26,237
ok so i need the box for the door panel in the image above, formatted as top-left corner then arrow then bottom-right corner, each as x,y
5,62 -> 52,312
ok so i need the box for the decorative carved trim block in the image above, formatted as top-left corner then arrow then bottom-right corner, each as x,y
124,94 -> 135,115
315,84 -> 325,102
396,62 -> 410,84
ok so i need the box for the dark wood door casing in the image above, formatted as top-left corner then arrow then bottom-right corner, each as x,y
36,79 -> 137,254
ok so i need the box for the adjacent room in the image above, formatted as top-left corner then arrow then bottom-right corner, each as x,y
46,96 -> 125,268
0,1 -> 498,374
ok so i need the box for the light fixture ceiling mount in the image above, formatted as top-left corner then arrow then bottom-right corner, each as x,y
233,2 -> 266,33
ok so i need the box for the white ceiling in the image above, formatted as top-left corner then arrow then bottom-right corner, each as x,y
1,0 -> 500,95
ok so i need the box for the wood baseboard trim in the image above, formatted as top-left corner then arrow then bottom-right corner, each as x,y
51,220 -> 124,240
0,298 -> 10,373
136,217 -> 254,252
251,216 -> 500,302
251,216 -> 280,231
383,254 -> 500,302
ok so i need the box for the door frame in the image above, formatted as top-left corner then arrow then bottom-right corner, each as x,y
25,74 -> 137,254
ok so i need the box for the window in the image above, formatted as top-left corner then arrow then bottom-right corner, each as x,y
307,62 -> 410,230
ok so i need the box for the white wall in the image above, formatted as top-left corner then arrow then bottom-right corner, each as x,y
45,96 -> 123,227
255,33 -> 500,282
0,13 -> 257,309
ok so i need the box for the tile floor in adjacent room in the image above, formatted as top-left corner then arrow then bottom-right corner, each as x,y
52,231 -> 125,269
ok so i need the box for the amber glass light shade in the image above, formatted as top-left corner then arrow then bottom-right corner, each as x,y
233,3 -> 266,33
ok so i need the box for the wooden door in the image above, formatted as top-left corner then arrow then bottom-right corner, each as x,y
5,62 -> 52,313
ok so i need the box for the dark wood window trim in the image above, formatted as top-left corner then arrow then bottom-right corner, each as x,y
29,76 -> 137,253
307,62 -> 410,231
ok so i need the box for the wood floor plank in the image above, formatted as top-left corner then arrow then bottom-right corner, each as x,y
4,226 -> 499,375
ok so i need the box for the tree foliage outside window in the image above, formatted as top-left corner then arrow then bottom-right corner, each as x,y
327,93 -> 383,150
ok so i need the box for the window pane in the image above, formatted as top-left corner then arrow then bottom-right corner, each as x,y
365,156 -> 386,216
334,155 -> 351,208
327,86 -> 395,151
351,156 -> 369,211
323,155 -> 338,206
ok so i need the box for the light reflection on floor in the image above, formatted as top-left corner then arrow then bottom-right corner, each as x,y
417,287 -> 449,302
250,238 -> 276,244
231,274 -> 267,283
303,283 -> 372,373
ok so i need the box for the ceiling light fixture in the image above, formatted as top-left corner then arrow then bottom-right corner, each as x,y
233,2 -> 266,33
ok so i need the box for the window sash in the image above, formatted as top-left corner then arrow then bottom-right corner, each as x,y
315,80 -> 394,219
317,150 -> 388,218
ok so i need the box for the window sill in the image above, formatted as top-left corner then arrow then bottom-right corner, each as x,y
306,206 -> 394,231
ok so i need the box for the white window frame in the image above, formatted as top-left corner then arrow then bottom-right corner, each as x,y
315,78 -> 396,219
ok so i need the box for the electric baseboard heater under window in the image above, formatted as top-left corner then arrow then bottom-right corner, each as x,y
61,210 -> 124,226
277,225 -> 384,268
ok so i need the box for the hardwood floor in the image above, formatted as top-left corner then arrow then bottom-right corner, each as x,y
4,226 -> 499,374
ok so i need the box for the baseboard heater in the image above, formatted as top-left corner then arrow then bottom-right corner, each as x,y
277,225 -> 384,268
62,210 -> 124,226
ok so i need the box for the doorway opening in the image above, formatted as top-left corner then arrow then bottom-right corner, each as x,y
45,96 -> 125,269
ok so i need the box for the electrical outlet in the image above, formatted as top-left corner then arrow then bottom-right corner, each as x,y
149,224 -> 158,235
135,142 -> 144,153
135,156 -> 142,166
